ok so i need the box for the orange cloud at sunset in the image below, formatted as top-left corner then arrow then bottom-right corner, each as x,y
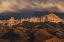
0,0 -> 64,13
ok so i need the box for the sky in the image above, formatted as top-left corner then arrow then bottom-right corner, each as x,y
0,0 -> 64,19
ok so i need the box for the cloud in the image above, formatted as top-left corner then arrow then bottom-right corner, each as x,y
0,0 -> 64,13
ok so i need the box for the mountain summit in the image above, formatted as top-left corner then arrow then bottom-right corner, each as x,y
41,13 -> 63,23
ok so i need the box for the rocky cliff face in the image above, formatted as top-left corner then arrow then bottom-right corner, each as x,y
41,13 -> 63,23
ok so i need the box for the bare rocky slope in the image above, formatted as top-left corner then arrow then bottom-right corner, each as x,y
0,13 -> 64,42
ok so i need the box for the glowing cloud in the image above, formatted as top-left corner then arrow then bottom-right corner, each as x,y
0,0 -> 64,13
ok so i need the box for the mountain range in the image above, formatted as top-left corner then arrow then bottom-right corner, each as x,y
0,13 -> 64,42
